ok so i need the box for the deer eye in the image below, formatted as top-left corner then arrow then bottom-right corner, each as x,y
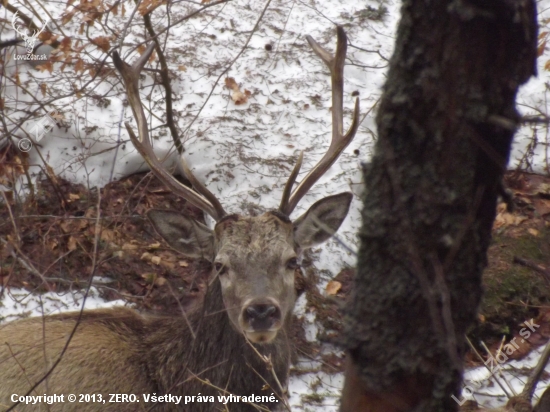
214,262 -> 227,275
286,258 -> 299,270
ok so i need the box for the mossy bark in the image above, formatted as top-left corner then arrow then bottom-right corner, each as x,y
341,1 -> 537,411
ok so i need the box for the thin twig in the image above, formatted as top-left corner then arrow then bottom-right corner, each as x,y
465,337 -> 512,399
5,189 -> 103,412
244,336 -> 292,411
521,340 -> 550,400
513,256 -> 550,287
182,0 -> 274,137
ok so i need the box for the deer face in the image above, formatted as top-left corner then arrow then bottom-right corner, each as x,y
148,192 -> 352,344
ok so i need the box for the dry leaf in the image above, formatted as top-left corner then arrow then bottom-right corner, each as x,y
40,83 -> 47,97
148,242 -> 161,249
91,36 -> 110,52
225,77 -> 249,105
61,10 -> 76,25
141,273 -> 155,283
155,276 -> 167,286
60,220 -> 71,233
122,243 -> 138,251
179,261 -> 189,267
138,0 -> 165,15
493,212 -> 528,229
36,61 -> 54,74
141,252 -> 152,261
67,236 -> 78,251
528,228 -> 539,237
75,59 -> 85,74
326,280 -> 342,295
69,193 -> 80,201
225,77 -> 238,90
538,39 -> 547,57
151,256 -> 161,265
178,65 -> 187,71
100,229 -> 115,242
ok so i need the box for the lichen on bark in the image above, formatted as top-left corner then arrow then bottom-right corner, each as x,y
341,0 -> 538,410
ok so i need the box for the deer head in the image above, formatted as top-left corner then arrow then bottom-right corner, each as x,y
12,11 -> 49,54
112,27 -> 359,344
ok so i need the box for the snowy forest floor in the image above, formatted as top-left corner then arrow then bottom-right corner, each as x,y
1,160 -> 549,410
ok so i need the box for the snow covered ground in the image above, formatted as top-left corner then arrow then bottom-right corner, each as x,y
1,0 -> 550,409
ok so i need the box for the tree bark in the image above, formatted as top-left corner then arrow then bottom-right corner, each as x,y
340,1 -> 538,411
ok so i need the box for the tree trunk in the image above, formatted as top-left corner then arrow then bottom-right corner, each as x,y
340,1 -> 538,411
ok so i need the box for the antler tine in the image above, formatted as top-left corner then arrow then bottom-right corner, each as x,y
279,26 -> 360,216
112,44 -> 227,221
278,151 -> 303,212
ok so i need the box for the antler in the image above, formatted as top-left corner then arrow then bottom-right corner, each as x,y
112,44 -> 227,221
279,26 -> 360,216
11,12 -> 29,39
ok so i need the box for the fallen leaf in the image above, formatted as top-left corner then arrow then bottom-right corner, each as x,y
225,77 -> 248,105
100,229 -> 116,242
528,228 -> 539,237
493,212 -> 528,229
326,280 -> 342,295
534,198 -> 550,216
67,236 -> 78,251
148,242 -> 161,250
151,256 -> 161,265
141,273 -> 155,283
122,243 -> 138,251
155,276 -> 167,286
179,261 -> 189,267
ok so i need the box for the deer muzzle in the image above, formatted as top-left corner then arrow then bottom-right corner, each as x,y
241,298 -> 282,343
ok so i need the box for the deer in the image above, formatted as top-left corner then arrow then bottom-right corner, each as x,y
0,27 -> 359,412
11,11 -> 49,55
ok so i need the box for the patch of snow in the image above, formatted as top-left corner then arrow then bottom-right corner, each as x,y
0,287 -> 127,324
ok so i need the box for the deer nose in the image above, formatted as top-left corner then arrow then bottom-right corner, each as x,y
244,303 -> 281,330
246,304 -> 276,319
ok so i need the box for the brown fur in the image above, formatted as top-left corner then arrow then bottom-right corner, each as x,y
0,279 -> 289,411
0,194 -> 353,412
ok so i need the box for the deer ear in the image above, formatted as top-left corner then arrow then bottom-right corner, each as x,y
147,210 -> 214,260
293,192 -> 352,249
